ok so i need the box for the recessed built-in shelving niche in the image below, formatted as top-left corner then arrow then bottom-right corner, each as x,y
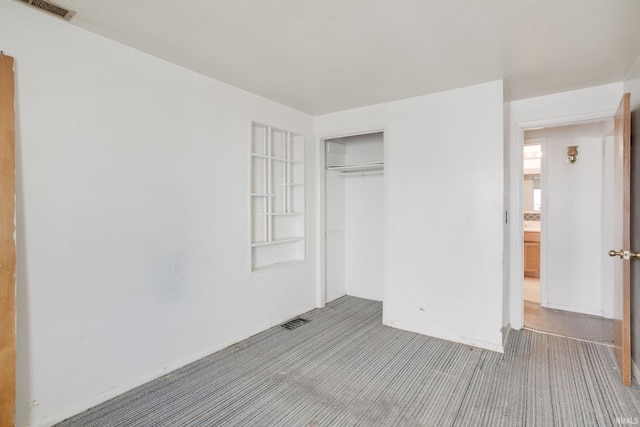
251,122 -> 305,272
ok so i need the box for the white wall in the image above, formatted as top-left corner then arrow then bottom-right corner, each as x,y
523,176 -> 535,211
325,142 -> 346,302
2,3 -> 316,426
509,83 -> 623,329
526,122 -> 611,317
317,80 -> 506,352
502,88 -> 511,342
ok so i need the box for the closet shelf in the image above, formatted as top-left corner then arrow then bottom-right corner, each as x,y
251,259 -> 303,273
251,153 -> 303,163
326,161 -> 384,174
251,122 -> 305,273
251,237 -> 304,247
259,212 -> 303,216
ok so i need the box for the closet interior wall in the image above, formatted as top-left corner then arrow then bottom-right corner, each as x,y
325,132 -> 384,302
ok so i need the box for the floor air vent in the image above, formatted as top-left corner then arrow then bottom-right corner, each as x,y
20,0 -> 76,21
280,318 -> 310,330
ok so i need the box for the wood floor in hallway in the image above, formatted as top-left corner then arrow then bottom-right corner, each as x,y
524,278 -> 614,343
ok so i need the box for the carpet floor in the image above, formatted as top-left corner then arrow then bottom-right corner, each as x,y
57,296 -> 640,426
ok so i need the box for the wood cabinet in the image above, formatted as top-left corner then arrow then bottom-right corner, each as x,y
524,231 -> 540,277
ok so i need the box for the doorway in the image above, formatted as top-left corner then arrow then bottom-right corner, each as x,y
521,120 -> 614,343
522,138 -> 543,318
320,131 -> 385,305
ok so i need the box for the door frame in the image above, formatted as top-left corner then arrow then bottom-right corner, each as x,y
523,137 -> 548,307
314,125 -> 387,309
509,111 -> 617,329
0,53 -> 16,427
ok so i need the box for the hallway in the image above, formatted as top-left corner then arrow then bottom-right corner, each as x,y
524,278 -> 614,343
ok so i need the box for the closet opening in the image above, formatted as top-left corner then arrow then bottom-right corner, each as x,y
320,131 -> 385,305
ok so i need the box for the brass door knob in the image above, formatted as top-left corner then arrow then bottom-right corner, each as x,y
609,249 -> 640,260
609,249 -> 623,258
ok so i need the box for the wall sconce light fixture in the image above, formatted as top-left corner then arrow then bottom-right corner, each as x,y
567,146 -> 578,164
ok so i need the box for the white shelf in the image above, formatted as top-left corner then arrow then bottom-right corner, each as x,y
251,153 -> 303,163
260,212 -> 304,216
251,122 -> 305,272
251,236 -> 304,247
251,259 -> 303,273
326,161 -> 384,173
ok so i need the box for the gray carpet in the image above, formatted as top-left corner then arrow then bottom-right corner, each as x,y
57,296 -> 640,426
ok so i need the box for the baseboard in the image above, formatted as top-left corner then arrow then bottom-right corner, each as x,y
383,319 -> 504,353
545,303 -> 602,317
502,324 -> 512,349
38,303 -> 317,427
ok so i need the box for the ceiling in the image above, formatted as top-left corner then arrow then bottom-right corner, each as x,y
39,0 -> 640,115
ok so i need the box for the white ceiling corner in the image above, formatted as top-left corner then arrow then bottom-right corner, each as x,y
47,0 -> 640,115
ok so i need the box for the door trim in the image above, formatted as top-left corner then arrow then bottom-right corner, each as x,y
0,52 -> 16,427
523,137 -> 548,308
509,111 -> 617,329
314,126 -> 387,309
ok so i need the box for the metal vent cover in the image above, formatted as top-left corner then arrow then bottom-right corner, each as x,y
280,317 -> 310,330
20,0 -> 75,21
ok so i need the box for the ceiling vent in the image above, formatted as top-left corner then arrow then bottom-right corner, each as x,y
20,0 -> 75,21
